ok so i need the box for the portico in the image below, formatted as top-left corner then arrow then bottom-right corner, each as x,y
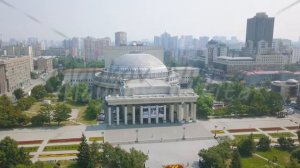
105,86 -> 198,125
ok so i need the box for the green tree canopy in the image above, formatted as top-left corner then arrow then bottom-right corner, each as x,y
237,135 -> 255,157
85,99 -> 102,120
0,137 -> 32,168
77,134 -> 91,168
0,95 -> 29,128
17,96 -> 36,111
231,149 -> 242,168
257,136 -> 271,151
45,76 -> 62,93
13,88 -> 25,100
31,85 -> 47,100
198,142 -> 231,168
72,83 -> 90,104
53,104 -> 71,125
277,137 -> 295,151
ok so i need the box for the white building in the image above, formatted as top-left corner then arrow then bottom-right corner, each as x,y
94,53 -> 198,125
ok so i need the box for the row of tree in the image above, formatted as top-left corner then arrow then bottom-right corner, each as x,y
199,131 -> 300,168
58,83 -> 90,104
77,134 -> 148,168
31,104 -> 71,126
53,56 -> 105,69
206,82 -> 283,117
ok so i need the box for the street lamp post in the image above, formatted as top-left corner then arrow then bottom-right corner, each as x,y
101,131 -> 104,143
135,129 -> 139,143
214,125 -> 217,138
182,126 -> 186,140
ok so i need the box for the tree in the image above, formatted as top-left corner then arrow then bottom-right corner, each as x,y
17,96 -> 36,111
72,83 -> 90,104
45,76 -> 62,93
257,136 -> 271,151
30,114 -> 48,126
0,95 -> 29,128
31,85 -> 47,100
198,142 -> 231,168
85,100 -> 102,119
53,104 -> 71,125
77,134 -> 90,168
0,137 -> 32,168
13,88 -> 25,100
237,135 -> 255,157
195,84 -> 214,118
89,141 -> 101,168
277,137 -> 295,151
100,142 -> 148,168
291,148 -> 300,163
38,104 -> 53,125
297,130 -> 300,142
128,148 -> 148,168
231,149 -> 242,168
30,72 -> 39,79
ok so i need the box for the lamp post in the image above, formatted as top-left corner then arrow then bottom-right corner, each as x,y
214,125 -> 217,138
135,129 -> 139,143
101,131 -> 104,143
182,126 -> 186,140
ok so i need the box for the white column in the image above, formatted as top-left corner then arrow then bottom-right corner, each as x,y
155,105 -> 159,124
124,106 -> 128,125
178,104 -> 183,122
193,103 -> 197,122
163,105 -> 167,123
185,103 -> 190,121
140,106 -> 143,124
170,104 -> 174,123
116,106 -> 120,125
108,106 -> 111,125
132,106 -> 136,125
148,106 -> 151,124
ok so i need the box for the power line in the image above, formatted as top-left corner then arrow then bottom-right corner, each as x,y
276,0 -> 300,15
0,0 -> 68,38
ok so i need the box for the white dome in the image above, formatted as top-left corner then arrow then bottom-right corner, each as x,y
110,53 -> 168,73
286,79 -> 298,84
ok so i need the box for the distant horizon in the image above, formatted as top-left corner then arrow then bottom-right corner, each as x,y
1,0 -> 300,41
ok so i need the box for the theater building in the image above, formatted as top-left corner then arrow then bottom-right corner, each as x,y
93,53 -> 199,125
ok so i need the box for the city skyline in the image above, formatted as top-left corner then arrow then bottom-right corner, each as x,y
0,0 -> 300,41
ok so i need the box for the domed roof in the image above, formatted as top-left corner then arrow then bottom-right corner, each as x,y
110,53 -> 168,73
286,79 -> 298,84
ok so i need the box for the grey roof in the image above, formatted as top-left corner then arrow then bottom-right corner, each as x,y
125,79 -> 170,88
111,53 -> 166,69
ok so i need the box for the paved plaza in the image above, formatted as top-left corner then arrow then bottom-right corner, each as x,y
0,115 -> 299,167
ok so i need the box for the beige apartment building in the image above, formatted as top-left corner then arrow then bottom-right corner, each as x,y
36,56 -> 53,73
0,56 -> 31,95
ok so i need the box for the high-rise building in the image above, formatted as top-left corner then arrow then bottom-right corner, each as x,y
0,56 -> 31,95
199,36 -> 209,49
84,37 -> 111,61
115,32 -> 127,46
245,12 -> 274,53
206,40 -> 228,66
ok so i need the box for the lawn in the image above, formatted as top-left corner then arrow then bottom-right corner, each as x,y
241,155 -> 269,168
43,144 -> 79,151
89,137 -> 104,142
25,101 -> 43,117
268,132 -> 296,138
210,130 -> 225,134
21,146 -> 39,152
64,101 -> 96,125
234,134 -> 265,140
256,148 -> 291,166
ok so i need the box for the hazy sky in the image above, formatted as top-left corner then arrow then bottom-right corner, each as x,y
0,0 -> 300,41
